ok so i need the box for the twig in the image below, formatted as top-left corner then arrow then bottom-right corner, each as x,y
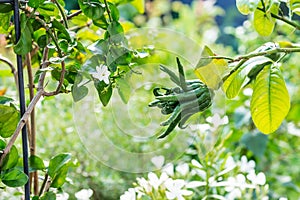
0,90 -> 44,166
43,61 -> 66,96
66,10 -> 82,20
54,0 -> 68,29
0,55 -> 19,87
38,173 -> 49,196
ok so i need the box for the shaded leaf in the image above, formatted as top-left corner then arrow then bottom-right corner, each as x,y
0,96 -> 13,105
241,132 -> 268,158
36,2 -> 59,17
117,78 -> 131,104
13,14 -> 32,55
250,64 -> 290,134
40,191 -> 56,200
72,84 -> 88,102
94,81 -> 112,106
50,165 -> 68,188
78,0 -> 105,21
1,169 -> 28,187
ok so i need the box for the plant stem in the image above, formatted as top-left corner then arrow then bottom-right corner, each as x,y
0,55 -> 18,88
25,53 -> 39,196
39,173 -> 49,196
55,0 -> 69,29
104,0 -> 113,22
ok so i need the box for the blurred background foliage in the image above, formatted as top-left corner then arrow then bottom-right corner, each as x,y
0,0 -> 300,199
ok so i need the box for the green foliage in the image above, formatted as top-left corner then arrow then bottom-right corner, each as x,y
0,105 -> 19,138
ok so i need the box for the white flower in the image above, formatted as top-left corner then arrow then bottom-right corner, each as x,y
90,64 -> 110,84
246,170 -> 266,185
148,172 -> 169,190
225,174 -> 247,191
151,155 -> 165,169
206,114 -> 228,130
75,189 -> 93,200
176,163 -> 189,176
164,179 -> 193,200
56,192 -> 69,200
226,188 -> 242,200
162,163 -> 174,177
240,156 -> 255,173
136,177 -> 152,193
120,188 -> 136,200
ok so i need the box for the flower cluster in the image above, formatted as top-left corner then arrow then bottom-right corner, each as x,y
120,154 -> 271,200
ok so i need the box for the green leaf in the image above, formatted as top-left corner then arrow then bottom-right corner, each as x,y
0,104 -> 19,138
117,78 -> 131,104
0,96 -> 13,105
94,81 -> 112,106
78,0 -> 105,21
223,56 -> 272,98
250,64 -> 290,134
109,3 -> 120,21
29,155 -> 46,172
236,0 -> 259,15
1,145 -> 19,170
130,0 -> 145,14
48,153 -> 71,178
28,0 -> 45,8
0,12 -> 12,33
51,19 -> 71,42
1,169 -> 28,187
40,191 -> 56,200
290,0 -> 300,15
14,14 -> 33,55
195,46 -> 228,90
50,165 -> 68,188
253,3 -> 279,36
71,84 -> 88,102
0,4 -> 12,13
36,2 -> 59,17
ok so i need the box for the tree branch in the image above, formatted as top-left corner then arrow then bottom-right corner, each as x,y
0,55 -> 19,88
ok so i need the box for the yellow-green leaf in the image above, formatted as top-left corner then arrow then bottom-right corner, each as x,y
250,64 -> 290,134
223,56 -> 272,99
130,0 -> 145,14
253,3 -> 279,36
194,46 -> 228,90
290,0 -> 300,15
236,0 -> 259,15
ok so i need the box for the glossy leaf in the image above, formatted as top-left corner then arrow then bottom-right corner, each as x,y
236,0 -> 259,15
0,3 -> 12,13
29,155 -> 46,172
117,78 -> 131,104
36,2 -> 59,17
14,14 -> 33,55
78,0 -> 105,21
40,191 -> 56,200
0,104 -> 19,138
48,153 -> 71,178
1,169 -> 28,187
28,0 -> 45,8
253,3 -> 279,36
1,145 -> 19,170
50,165 -> 68,188
250,64 -> 290,134
223,56 -> 272,98
94,80 -> 113,106
194,46 -> 228,90
51,19 -> 71,42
